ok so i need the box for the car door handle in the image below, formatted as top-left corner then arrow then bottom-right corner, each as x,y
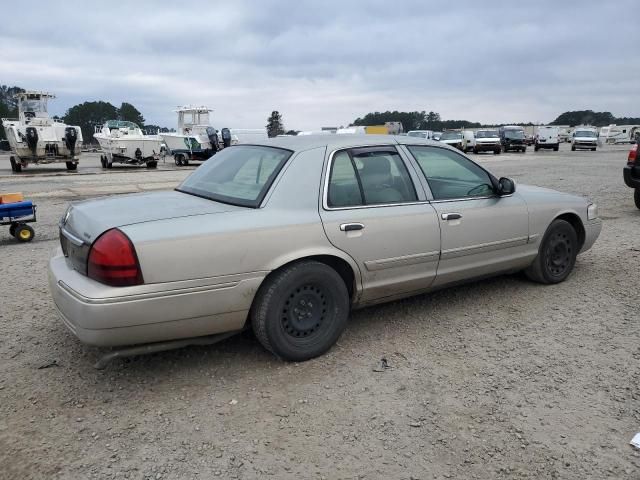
340,223 -> 365,232
441,213 -> 462,221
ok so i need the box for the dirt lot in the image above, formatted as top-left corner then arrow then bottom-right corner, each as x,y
0,145 -> 638,479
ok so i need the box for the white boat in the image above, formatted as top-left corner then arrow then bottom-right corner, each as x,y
159,106 -> 220,166
1,91 -> 83,172
94,120 -> 162,169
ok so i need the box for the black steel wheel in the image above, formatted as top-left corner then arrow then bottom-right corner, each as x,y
252,261 -> 350,361
634,188 -> 640,210
525,219 -> 578,284
14,224 -> 34,243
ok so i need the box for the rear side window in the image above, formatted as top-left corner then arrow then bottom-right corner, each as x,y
327,147 -> 417,208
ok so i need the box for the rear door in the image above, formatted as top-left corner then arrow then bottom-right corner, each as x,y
320,146 -> 441,303
405,145 -> 530,286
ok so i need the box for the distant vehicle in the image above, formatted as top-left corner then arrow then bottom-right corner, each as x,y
49,135 -> 601,365
230,129 -> 268,144
473,130 -> 501,154
535,126 -> 560,151
524,134 -> 534,146
432,132 -> 443,141
571,128 -> 598,151
624,142 -> 640,209
600,124 -> 640,144
94,121 -> 162,169
2,91 -> 83,172
440,130 -> 475,152
407,130 -> 434,140
499,126 -> 526,153
337,126 -> 389,135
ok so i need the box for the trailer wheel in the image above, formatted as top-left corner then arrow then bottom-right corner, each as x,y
9,223 -> 17,237
15,224 -> 34,242
10,156 -> 22,173
66,162 -> 77,171
100,155 -> 107,168
106,161 -> 113,169
174,154 -> 184,166
146,160 -> 158,169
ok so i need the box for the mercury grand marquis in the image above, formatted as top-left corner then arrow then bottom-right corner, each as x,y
49,135 -> 602,361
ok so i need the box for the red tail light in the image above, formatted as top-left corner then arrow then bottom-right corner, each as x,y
629,144 -> 638,165
87,229 -> 143,286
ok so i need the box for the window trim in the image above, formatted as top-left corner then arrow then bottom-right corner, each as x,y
323,146 -> 424,211
404,144 -> 499,202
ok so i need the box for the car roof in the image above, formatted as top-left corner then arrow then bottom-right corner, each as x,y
258,134 -> 444,151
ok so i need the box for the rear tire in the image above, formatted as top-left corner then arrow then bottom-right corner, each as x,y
634,188 -> 640,209
10,156 -> 22,173
66,162 -> 77,171
571,145 -> 576,151
251,261 -> 350,361
524,219 -> 578,284
494,148 -> 500,155
174,154 -> 183,166
146,160 -> 158,169
14,224 -> 34,243
100,155 -> 107,168
534,145 -> 539,152
9,223 -> 17,237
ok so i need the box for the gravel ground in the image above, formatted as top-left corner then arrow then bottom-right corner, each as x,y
0,144 -> 638,479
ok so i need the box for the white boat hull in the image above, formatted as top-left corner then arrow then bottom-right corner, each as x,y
94,134 -> 162,162
4,121 -> 83,164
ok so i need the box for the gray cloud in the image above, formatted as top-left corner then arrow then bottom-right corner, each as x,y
1,0 -> 637,130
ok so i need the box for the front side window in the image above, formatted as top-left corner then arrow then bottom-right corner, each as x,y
407,146 -> 494,200
177,145 -> 292,207
327,147 -> 417,208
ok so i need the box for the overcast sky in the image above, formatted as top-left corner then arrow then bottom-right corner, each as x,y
1,1 -> 637,130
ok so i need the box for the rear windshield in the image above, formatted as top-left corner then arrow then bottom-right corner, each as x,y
176,145 -> 292,208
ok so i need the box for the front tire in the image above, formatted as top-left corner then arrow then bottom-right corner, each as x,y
571,145 -> 576,151
66,161 -> 77,171
251,261 -> 350,361
525,219 -> 578,284
634,188 -> 640,209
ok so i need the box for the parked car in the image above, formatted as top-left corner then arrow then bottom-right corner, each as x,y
473,130 -> 501,154
624,142 -> 640,209
49,136 -> 601,362
535,126 -> 560,151
440,130 -> 475,152
499,126 -> 527,152
525,134 -> 534,146
571,128 -> 598,151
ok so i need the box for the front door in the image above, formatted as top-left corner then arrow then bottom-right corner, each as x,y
319,146 -> 441,303
404,145 -> 530,286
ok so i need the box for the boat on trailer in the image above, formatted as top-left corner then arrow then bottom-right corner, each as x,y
2,91 -> 82,172
94,120 -> 162,169
159,106 -> 220,166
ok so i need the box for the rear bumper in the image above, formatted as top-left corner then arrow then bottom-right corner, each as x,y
48,251 -> 265,347
581,219 -> 602,253
623,165 -> 640,189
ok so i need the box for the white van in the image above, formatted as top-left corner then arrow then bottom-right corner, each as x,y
534,126 -> 560,151
439,130 -> 476,152
407,130 -> 434,140
571,127 -> 598,151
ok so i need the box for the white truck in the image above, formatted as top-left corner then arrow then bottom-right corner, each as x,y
571,127 -> 599,151
534,126 -> 560,151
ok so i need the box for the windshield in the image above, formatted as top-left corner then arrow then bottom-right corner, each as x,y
504,129 -> 524,139
476,130 -> 499,138
575,130 -> 597,138
441,132 -> 462,140
20,99 -> 47,114
177,145 -> 292,208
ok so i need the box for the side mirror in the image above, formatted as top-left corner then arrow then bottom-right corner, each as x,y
497,177 -> 516,196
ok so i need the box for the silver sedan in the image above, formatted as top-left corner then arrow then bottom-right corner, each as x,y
49,135 -> 601,362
